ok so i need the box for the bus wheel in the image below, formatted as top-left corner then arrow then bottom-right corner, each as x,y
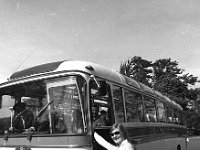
177,145 -> 181,150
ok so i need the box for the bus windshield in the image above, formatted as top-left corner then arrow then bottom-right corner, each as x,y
0,75 -> 86,135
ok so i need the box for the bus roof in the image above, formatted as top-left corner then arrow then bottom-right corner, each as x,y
4,60 -> 182,110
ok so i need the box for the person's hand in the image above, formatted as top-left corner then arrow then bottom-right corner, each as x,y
9,127 -> 14,132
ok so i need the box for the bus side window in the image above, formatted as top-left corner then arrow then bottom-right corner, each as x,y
179,111 -> 184,125
0,95 -> 15,135
124,89 -> 144,122
173,109 -> 179,124
166,105 -> 173,123
113,86 -> 125,123
144,96 -> 157,122
156,101 -> 166,122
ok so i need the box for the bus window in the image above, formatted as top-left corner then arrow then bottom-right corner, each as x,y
34,96 -> 49,133
0,93 -> 43,134
0,95 -> 15,135
173,108 -> 179,124
113,86 -> 125,123
47,76 -> 86,134
156,101 -> 166,122
144,96 -> 157,122
166,105 -> 173,123
90,80 -> 112,127
179,111 -> 184,125
124,89 -> 144,122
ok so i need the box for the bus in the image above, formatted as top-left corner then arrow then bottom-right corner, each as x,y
0,60 -> 187,150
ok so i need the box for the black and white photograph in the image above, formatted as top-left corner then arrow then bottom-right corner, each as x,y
0,1 -> 199,150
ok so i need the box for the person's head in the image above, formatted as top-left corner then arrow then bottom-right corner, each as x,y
110,123 -> 128,145
13,102 -> 26,114
100,110 -> 107,118
92,105 -> 99,118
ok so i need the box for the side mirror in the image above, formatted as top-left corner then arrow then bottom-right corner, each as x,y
90,75 -> 107,96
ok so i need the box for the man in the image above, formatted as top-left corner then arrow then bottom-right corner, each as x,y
92,104 -> 100,121
9,103 -> 34,133
93,110 -> 109,127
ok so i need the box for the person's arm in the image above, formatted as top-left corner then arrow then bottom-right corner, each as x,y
93,118 -> 100,128
9,118 -> 20,133
94,132 -> 118,150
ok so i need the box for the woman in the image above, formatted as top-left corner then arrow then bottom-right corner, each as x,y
94,123 -> 135,150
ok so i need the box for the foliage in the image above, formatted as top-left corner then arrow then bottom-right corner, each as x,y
120,56 -> 200,134
152,58 -> 198,110
120,57 -> 198,109
120,56 -> 152,87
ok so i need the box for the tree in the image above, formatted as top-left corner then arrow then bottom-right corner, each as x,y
120,56 -> 200,134
187,88 -> 200,112
151,58 -> 198,109
152,58 -> 181,92
120,57 -> 198,101
120,56 -> 152,87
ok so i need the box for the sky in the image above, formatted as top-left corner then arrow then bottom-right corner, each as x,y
0,0 -> 200,87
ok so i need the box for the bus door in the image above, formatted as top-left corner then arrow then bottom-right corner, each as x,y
89,78 -> 114,150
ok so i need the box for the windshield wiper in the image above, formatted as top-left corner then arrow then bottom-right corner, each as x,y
13,107 -> 30,122
35,100 -> 54,120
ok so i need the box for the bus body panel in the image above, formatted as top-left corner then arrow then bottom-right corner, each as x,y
0,135 -> 91,147
136,137 -> 186,150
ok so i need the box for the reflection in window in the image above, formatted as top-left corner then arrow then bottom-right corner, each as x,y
179,110 -> 184,125
166,105 -> 173,123
113,86 -> 124,123
47,76 -> 85,134
0,76 -> 86,135
124,89 -> 144,122
173,109 -> 179,124
144,96 -> 157,122
156,101 -> 166,122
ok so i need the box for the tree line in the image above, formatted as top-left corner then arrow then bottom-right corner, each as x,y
119,56 -> 200,135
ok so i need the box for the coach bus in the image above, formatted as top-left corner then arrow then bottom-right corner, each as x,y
0,60 -> 187,150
